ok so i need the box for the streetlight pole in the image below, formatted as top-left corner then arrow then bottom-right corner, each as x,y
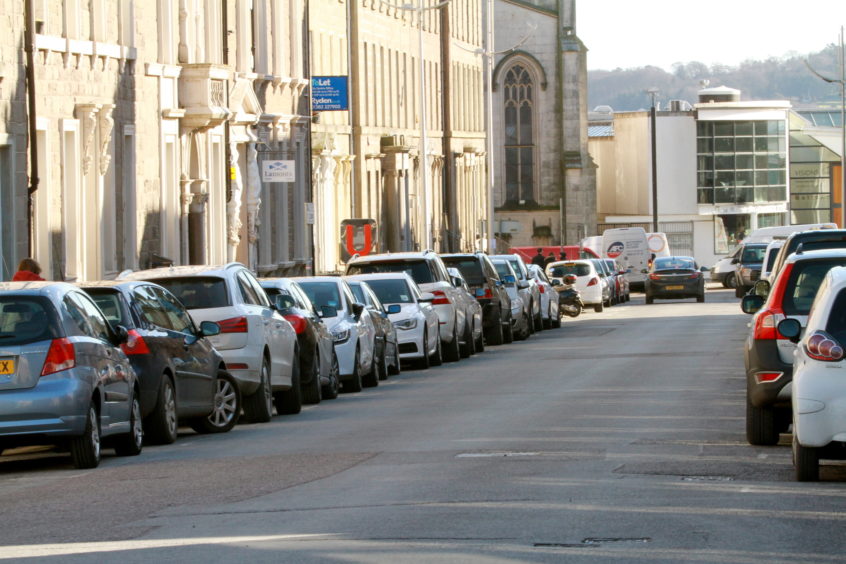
806,27 -> 845,227
648,88 -> 659,233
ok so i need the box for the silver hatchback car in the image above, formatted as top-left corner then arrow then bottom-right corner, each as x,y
0,282 -> 143,468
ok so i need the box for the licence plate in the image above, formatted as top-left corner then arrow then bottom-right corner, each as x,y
666,285 -> 684,290
0,358 -> 15,375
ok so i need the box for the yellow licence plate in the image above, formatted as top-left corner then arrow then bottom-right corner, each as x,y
0,358 -> 15,375
666,285 -> 684,290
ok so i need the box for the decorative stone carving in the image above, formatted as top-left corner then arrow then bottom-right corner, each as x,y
246,143 -> 262,245
75,103 -> 101,176
227,142 -> 244,255
98,104 -> 114,176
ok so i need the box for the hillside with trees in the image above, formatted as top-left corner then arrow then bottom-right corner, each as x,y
588,44 -> 844,112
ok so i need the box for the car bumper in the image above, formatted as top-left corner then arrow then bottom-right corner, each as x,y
745,337 -> 793,408
0,374 -> 93,440
395,324 -> 427,359
793,367 -> 846,447
646,280 -> 703,298
580,285 -> 603,305
433,304 -> 457,341
217,343 -> 264,396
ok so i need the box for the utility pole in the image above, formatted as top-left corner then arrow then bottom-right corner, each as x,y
648,88 -> 659,233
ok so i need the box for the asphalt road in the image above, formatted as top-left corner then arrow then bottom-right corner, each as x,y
2,286 -> 846,563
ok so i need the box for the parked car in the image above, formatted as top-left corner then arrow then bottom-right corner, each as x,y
491,260 -> 529,340
82,281 -> 239,442
596,258 -> 620,305
768,229 -> 846,283
260,278 -> 340,402
603,258 -> 630,303
295,276 -> 378,392
760,239 -> 785,282
441,252 -> 511,347
526,264 -> 561,328
445,267 -> 484,356
0,282 -> 142,468
346,251 -> 466,362
349,273 -> 440,369
778,267 -> 846,481
345,278 -> 401,378
710,246 -> 741,288
121,263 -> 301,422
490,254 -> 541,332
644,256 -> 705,304
591,258 -> 616,307
733,242 -> 768,297
546,259 -> 607,313
740,248 -> 846,446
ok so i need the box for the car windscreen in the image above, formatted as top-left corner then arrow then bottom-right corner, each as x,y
346,260 -> 434,284
86,290 -> 129,326
348,283 -> 367,305
783,259 -> 846,315
506,258 -> 526,279
441,258 -> 485,285
741,246 -> 766,263
152,277 -> 230,309
364,279 -> 414,304
0,297 -> 62,345
549,263 -> 590,277
298,281 -> 342,311
492,262 -> 511,278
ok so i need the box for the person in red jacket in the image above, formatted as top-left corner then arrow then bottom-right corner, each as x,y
12,258 -> 45,281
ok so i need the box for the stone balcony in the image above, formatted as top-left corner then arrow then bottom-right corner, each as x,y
178,63 -> 232,130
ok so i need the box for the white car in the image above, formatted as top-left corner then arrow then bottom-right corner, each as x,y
347,273 -> 441,368
546,259 -> 608,313
121,263 -> 300,422
779,266 -> 846,481
527,264 -> 561,329
295,276 -> 376,393
760,239 -> 785,282
345,251 -> 467,362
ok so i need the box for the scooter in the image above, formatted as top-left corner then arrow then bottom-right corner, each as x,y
557,274 -> 583,318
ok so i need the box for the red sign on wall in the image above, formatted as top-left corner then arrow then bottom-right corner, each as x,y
340,219 -> 377,262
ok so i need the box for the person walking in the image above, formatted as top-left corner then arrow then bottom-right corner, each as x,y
12,258 -> 45,281
544,252 -> 557,267
531,248 -> 546,267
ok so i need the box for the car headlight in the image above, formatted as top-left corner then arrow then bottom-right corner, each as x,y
392,318 -> 418,330
331,328 -> 351,343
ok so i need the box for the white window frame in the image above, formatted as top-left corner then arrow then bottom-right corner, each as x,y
61,120 -> 82,281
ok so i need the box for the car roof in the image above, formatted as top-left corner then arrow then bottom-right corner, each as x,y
0,281 -> 79,297
291,276 -> 344,284
547,259 -> 592,266
348,252 -> 437,263
345,272 -> 413,281
120,263 -> 247,280
784,248 -> 846,264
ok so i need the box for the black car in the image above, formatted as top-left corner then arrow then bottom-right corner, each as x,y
346,279 -> 401,381
733,242 -> 768,297
441,253 -> 512,346
260,278 -> 341,402
768,229 -> 846,283
82,281 -> 240,443
644,256 -> 705,303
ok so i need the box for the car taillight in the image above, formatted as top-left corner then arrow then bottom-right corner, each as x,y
752,308 -> 785,340
475,287 -> 494,299
218,316 -> 248,333
121,329 -> 151,355
805,331 -> 845,362
538,285 -> 545,293
587,277 -> 598,287
431,290 -> 451,305
689,272 -> 701,279
41,338 -> 76,376
283,314 -> 308,334
649,273 -> 660,280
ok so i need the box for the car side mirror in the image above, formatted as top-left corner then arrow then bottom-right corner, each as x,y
740,294 -> 764,315
386,304 -> 402,314
199,320 -> 221,337
319,305 -> 338,318
753,279 -> 770,298
419,292 -> 435,303
517,280 -> 529,289
351,302 -> 365,319
450,276 -> 462,288
777,318 -> 802,343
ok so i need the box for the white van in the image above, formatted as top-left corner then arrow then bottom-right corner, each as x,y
602,227 -> 649,287
647,232 -> 671,258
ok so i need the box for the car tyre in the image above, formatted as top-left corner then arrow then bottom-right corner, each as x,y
145,375 -> 178,445
322,353 -> 341,399
390,343 -> 401,376
444,326 -> 461,362
417,330 -> 431,369
697,292 -> 705,303
344,348 -> 363,393
746,399 -> 779,446
503,319 -> 514,343
735,286 -> 746,299
594,302 -> 604,312
301,350 -> 322,405
725,273 -> 738,289
645,295 -> 653,305
487,317 -> 504,346
460,321 -> 473,358
70,404 -> 101,469
363,349 -> 380,388
243,356 -> 274,423
275,354 -> 303,414
475,324 -> 485,352
793,432 -> 819,482
430,332 -> 443,366
192,370 -> 241,433
114,393 -> 144,457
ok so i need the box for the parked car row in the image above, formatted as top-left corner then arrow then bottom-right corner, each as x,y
1,250 -> 567,470
739,228 -> 846,481
545,257 -> 630,314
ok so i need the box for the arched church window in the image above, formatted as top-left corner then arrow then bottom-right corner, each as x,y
503,64 -> 536,204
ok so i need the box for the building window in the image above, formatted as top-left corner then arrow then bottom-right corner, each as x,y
502,64 -> 535,205
696,119 -> 787,206
789,132 -> 838,225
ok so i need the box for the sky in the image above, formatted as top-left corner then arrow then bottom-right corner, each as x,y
577,0 -> 845,72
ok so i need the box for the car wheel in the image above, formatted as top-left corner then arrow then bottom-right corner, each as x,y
417,330 -> 431,369
114,393 -> 144,457
275,354 -> 303,414
378,347 -> 390,380
192,370 -> 241,433
725,273 -> 738,289
301,349 -> 322,405
322,352 -> 341,399
487,317 -> 504,346
344,348 -> 363,393
443,320 -> 461,362
746,399 -> 779,446
645,295 -> 653,304
430,332 -> 443,366
243,356 -> 274,423
594,302 -> 604,312
475,324 -> 485,352
503,319 -> 514,343
735,286 -> 746,299
70,404 -> 101,469
793,432 -> 819,482
697,292 -> 705,303
460,321 -> 473,358
519,313 -> 531,340
145,375 -> 178,445
390,343 -> 402,375
363,348 -> 380,388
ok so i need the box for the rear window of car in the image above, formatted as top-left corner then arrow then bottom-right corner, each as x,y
152,277 -> 230,309
86,290 -> 128,326
441,258 -> 485,285
347,260 -> 434,284
492,262 -> 512,278
550,263 -> 590,277
654,257 -> 695,271
741,246 -> 767,263
0,297 -> 62,345
783,259 -> 846,315
764,248 -> 780,273
825,289 -> 846,344
365,279 -> 414,304
298,281 -> 343,311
